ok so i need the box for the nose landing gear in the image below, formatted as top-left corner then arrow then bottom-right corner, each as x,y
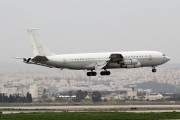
152,67 -> 157,73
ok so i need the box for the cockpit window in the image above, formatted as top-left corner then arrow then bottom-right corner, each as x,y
162,54 -> 166,56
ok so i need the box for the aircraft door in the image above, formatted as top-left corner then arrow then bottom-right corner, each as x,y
63,59 -> 67,64
148,55 -> 154,65
149,55 -> 152,60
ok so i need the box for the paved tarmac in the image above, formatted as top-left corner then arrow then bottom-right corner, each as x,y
1,105 -> 180,114
2,110 -> 180,114
0,105 -> 179,110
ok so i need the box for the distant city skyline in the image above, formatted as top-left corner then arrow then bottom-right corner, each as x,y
0,1 -> 180,72
1,66 -> 180,93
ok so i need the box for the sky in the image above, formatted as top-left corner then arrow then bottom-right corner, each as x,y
0,0 -> 180,72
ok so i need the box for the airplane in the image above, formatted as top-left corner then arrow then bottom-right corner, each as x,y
14,28 -> 170,76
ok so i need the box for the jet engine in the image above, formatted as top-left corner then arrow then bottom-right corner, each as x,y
119,59 -> 141,68
119,59 -> 138,65
121,63 -> 141,68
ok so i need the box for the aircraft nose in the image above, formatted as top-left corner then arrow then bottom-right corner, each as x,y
166,56 -> 170,62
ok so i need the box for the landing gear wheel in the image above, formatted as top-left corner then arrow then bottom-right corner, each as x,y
106,71 -> 111,75
87,72 -> 97,76
152,69 -> 157,73
92,72 -> 97,76
100,71 -> 105,76
100,71 -> 111,76
87,72 -> 92,76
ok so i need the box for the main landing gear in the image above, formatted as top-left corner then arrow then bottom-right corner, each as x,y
152,67 -> 157,73
100,71 -> 111,76
86,70 -> 111,76
87,71 -> 97,76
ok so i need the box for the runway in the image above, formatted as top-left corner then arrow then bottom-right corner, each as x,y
0,105 -> 180,110
1,104 -> 180,114
1,110 -> 180,114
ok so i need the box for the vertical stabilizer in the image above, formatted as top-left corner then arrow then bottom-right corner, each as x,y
27,28 -> 55,56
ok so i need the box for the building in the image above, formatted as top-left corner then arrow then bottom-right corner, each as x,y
144,93 -> 163,101
29,84 -> 45,99
0,86 -> 19,96
20,87 -> 29,97
127,91 -> 137,100
163,93 -> 174,99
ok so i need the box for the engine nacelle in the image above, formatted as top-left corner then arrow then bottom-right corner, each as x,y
119,59 -> 138,65
121,62 -> 141,68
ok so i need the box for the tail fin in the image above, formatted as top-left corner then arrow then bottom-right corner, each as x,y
27,28 -> 55,56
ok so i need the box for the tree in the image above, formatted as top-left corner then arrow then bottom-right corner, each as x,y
68,91 -> 73,97
43,89 -> 46,99
0,93 -> 9,103
0,94 -> 2,103
76,90 -> 85,102
92,91 -> 102,102
26,92 -> 32,103
84,91 -> 88,98
9,94 -> 13,103
15,94 -> 21,103
103,98 -> 107,102
3,96 -> 9,103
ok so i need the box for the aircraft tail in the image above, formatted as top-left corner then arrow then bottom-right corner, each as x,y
27,28 -> 55,56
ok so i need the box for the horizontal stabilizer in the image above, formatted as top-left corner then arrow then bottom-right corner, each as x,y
12,57 -> 24,59
31,56 -> 49,62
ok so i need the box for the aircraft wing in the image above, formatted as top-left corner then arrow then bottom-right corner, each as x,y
94,53 -> 123,70
103,53 -> 124,68
109,54 -> 123,62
